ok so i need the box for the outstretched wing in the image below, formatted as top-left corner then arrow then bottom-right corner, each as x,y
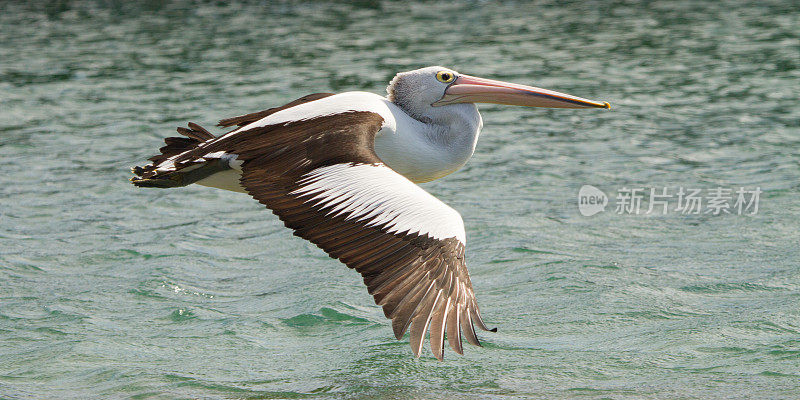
171,109 -> 494,359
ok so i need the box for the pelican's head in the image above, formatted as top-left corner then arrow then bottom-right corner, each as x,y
387,66 -> 462,121
387,66 -> 609,120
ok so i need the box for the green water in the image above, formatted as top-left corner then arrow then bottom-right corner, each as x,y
1,1 -> 798,398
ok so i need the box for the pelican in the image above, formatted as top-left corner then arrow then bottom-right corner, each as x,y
131,66 -> 609,360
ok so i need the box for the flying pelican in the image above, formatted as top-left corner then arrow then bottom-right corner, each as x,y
131,66 -> 609,360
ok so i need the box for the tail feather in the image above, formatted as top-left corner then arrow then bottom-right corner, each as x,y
131,122 -> 220,188
130,174 -> 186,188
147,137 -> 200,164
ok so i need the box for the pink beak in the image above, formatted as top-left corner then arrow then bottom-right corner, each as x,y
432,74 -> 610,109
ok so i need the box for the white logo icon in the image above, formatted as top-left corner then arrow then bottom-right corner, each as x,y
578,185 -> 608,216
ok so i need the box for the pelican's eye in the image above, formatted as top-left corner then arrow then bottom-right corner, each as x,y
436,71 -> 455,83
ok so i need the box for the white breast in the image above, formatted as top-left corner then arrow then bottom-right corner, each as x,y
374,103 -> 482,183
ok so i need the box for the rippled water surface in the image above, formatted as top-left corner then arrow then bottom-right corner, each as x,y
1,1 -> 798,398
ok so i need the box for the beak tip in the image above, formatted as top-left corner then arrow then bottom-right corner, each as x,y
602,102 -> 611,109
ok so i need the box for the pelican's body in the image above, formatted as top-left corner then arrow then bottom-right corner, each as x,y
131,66 -> 608,360
194,90 -> 482,190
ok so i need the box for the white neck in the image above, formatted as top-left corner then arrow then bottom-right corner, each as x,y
375,101 -> 483,183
